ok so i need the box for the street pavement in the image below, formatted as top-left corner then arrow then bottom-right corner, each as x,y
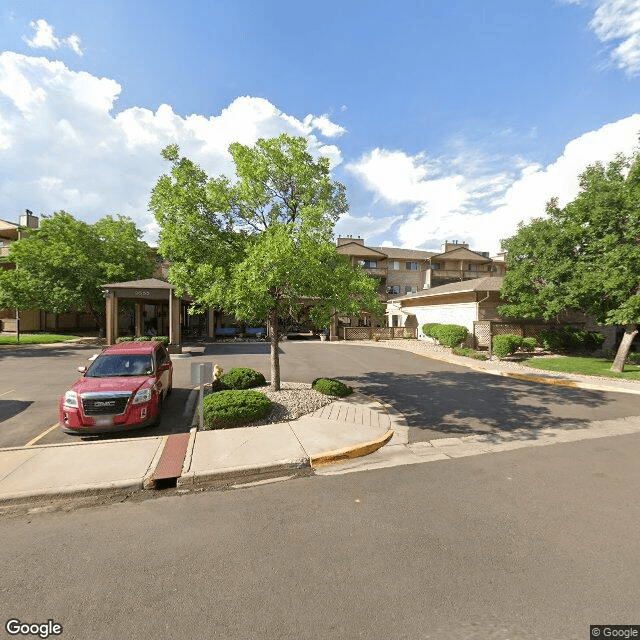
2,430 -> 639,640
1,338 -> 640,510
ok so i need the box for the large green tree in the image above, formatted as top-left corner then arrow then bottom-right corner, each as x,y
150,133 -> 382,390
499,151 -> 640,372
0,211 -> 154,330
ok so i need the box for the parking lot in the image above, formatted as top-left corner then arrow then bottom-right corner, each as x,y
2,339 -> 640,449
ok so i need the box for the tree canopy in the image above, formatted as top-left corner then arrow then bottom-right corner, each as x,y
150,133 -> 382,389
0,211 -> 154,329
499,151 -> 640,371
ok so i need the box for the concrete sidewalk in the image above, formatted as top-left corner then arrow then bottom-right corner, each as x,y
0,392 -> 401,508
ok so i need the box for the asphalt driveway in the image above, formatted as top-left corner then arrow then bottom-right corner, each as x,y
1,340 -> 639,448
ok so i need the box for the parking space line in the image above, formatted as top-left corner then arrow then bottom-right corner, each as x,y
24,423 -> 60,447
0,388 -> 15,397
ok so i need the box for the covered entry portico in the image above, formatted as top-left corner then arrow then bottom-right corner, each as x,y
102,278 -> 182,349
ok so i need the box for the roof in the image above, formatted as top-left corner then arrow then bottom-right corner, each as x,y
428,246 -> 492,262
370,246 -> 436,260
103,341 -> 162,354
336,242 -> 387,258
393,276 -> 504,302
102,278 -> 175,289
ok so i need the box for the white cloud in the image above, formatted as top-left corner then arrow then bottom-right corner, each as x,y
303,114 -> 346,138
565,0 -> 640,75
334,212 -> 401,241
23,19 -> 84,57
0,52 -> 345,242
348,115 -> 640,255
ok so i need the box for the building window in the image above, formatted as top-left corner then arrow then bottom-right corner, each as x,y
431,262 -> 441,270
404,286 -> 417,294
405,261 -> 418,270
468,263 -> 477,272
389,260 -> 400,270
357,259 -> 378,269
391,315 -> 400,327
386,285 -> 400,295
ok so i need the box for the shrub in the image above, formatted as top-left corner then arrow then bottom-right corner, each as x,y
492,334 -> 524,358
540,327 -> 605,352
135,336 -> 151,342
155,335 -> 170,346
312,378 -> 353,397
116,336 -> 134,343
521,337 -> 538,351
203,390 -> 272,429
452,347 -> 489,361
421,323 -> 468,348
627,351 -> 640,364
220,367 -> 266,390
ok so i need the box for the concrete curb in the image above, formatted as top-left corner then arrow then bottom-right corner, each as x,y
177,459 -> 312,490
310,429 -> 395,468
0,479 -> 143,507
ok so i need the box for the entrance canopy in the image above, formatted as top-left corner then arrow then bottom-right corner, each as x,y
102,278 -> 182,347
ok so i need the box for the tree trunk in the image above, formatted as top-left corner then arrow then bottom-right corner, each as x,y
611,323 -> 638,373
268,310 -> 281,391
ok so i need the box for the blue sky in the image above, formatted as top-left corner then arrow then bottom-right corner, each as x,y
1,0 -> 639,254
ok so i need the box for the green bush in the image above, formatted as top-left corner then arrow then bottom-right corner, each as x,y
492,334 -> 524,358
521,337 -> 538,351
421,323 -> 468,348
203,390 -> 272,429
155,335 -> 170,346
627,351 -> 640,364
134,336 -> 151,342
116,336 -> 134,343
312,378 -> 353,397
540,327 -> 605,352
220,367 -> 266,390
452,347 -> 489,361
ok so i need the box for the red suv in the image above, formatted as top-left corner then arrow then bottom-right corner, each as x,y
60,341 -> 173,434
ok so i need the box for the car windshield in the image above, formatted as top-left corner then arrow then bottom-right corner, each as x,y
86,354 -> 154,378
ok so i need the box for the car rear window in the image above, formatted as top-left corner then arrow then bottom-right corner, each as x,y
87,354 -> 154,377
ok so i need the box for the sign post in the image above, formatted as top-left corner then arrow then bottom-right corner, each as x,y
191,362 -> 213,430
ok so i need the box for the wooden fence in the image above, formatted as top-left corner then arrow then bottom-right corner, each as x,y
342,327 -> 417,340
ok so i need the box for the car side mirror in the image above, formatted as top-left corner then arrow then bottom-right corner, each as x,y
78,366 -> 87,374
159,363 -> 170,372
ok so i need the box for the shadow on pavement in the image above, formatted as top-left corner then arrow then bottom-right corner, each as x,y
196,343 -> 275,356
344,370 -> 619,443
0,399 -> 33,422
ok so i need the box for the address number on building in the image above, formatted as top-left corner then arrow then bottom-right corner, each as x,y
134,290 -> 151,297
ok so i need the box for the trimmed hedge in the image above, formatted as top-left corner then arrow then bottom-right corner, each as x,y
312,378 -> 353,397
220,367 -> 266,390
203,390 -> 272,429
422,323 -> 469,348
492,334 -> 538,358
540,327 -> 605,352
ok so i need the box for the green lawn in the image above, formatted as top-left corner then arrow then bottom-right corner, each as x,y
0,333 -> 80,345
523,356 -> 640,380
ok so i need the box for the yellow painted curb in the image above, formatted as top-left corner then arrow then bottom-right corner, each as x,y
310,429 -> 394,468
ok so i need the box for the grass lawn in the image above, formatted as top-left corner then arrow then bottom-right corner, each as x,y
0,334 -> 80,345
523,355 -> 640,380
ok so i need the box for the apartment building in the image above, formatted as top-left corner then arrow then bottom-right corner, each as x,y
0,210 -> 39,268
336,236 -> 506,300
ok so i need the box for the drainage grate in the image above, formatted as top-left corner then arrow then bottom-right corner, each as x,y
152,432 -> 190,483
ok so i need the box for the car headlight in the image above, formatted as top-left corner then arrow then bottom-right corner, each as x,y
132,388 -> 152,405
63,391 -> 79,408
